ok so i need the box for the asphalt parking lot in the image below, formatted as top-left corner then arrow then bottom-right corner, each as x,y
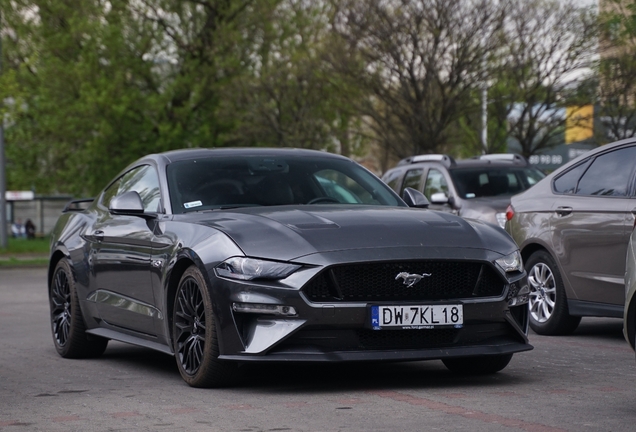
1,267 -> 636,432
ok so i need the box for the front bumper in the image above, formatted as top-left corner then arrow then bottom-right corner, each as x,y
210,259 -> 532,362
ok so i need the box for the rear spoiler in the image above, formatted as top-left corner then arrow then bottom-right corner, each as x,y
63,198 -> 95,212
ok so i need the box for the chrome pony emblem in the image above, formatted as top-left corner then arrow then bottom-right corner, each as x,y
395,272 -> 432,287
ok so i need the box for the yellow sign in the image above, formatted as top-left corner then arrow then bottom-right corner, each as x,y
565,105 -> 594,144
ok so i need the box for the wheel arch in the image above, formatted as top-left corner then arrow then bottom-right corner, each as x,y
48,249 -> 70,290
165,256 -> 197,344
520,242 -> 549,264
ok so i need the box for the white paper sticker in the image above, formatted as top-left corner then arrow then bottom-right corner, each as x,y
184,200 -> 203,209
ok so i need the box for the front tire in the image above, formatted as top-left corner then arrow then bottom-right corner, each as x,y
526,250 -> 581,335
442,354 -> 513,374
49,259 -> 108,358
173,266 -> 238,388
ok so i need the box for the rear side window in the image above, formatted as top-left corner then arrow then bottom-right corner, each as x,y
576,146 -> 636,196
553,160 -> 591,194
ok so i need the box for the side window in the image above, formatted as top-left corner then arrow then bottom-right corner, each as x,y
101,165 -> 162,212
382,169 -> 403,192
424,169 -> 449,200
401,168 -> 423,193
553,159 -> 591,194
576,146 -> 636,196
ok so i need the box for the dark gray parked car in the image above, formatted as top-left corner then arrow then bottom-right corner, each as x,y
382,154 -> 545,229
506,138 -> 636,335
48,148 -> 532,387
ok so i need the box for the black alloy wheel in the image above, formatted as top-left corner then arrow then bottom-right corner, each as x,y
173,266 -> 237,387
49,259 -> 108,358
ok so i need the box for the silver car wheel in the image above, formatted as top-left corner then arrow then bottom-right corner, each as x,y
528,262 -> 556,323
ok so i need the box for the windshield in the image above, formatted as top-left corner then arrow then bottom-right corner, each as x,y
449,166 -> 545,199
167,155 -> 404,213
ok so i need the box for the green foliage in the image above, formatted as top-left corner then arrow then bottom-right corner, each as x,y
0,236 -> 49,255
0,0 -> 603,194
596,0 -> 636,142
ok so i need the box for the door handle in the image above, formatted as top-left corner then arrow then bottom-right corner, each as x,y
93,230 -> 104,242
555,206 -> 573,217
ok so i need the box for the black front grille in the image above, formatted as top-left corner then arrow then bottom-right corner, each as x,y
302,261 -> 505,302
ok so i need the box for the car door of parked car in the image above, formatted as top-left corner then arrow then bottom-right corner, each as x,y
550,145 -> 636,307
89,165 -> 163,336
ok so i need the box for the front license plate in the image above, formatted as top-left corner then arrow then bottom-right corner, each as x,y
370,305 -> 463,330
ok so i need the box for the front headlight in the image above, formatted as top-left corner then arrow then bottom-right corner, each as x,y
216,257 -> 301,281
495,250 -> 523,273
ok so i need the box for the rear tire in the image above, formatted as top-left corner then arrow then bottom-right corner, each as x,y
526,250 -> 581,335
49,259 -> 108,358
173,266 -> 238,388
443,354 -> 513,374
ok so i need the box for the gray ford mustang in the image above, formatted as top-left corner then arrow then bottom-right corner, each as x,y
48,148 -> 532,387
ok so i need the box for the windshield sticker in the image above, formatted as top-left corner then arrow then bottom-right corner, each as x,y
465,193 -> 475,199
184,200 -> 203,209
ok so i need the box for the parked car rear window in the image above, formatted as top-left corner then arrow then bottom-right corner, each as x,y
449,167 -> 545,199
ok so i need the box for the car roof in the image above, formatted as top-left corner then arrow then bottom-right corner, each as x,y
152,147 -> 349,164
391,156 -> 532,172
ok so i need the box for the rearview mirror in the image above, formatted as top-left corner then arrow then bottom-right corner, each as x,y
109,191 -> 144,215
402,187 -> 430,208
430,192 -> 449,204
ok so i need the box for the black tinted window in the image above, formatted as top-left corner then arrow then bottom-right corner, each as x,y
576,146 -> 636,196
167,155 -> 404,213
450,167 -> 545,198
553,160 -> 591,194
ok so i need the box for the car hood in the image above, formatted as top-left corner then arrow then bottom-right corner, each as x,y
186,205 -> 514,261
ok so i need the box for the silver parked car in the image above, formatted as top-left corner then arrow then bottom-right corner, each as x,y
506,138 -> 636,335
382,154 -> 545,229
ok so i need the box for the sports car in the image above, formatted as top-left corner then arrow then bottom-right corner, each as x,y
48,148 -> 532,387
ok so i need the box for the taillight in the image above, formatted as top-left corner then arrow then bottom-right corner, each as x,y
506,204 -> 515,221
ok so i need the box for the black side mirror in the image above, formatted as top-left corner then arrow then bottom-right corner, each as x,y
402,187 -> 430,208
109,191 -> 145,215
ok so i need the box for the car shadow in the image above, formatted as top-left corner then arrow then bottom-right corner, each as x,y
235,360 -> 531,393
96,342 -> 535,392
572,317 -> 624,340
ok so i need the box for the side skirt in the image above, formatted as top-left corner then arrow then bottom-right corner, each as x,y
86,328 -> 174,356
568,300 -> 624,318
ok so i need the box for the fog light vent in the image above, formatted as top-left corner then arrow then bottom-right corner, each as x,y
232,302 -> 297,316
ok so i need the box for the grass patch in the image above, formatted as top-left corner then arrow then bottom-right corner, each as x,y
0,257 -> 49,267
0,237 -> 50,255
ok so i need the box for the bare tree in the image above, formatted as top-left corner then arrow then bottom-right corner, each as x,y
332,0 -> 508,164
596,0 -> 636,142
491,0 -> 597,158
